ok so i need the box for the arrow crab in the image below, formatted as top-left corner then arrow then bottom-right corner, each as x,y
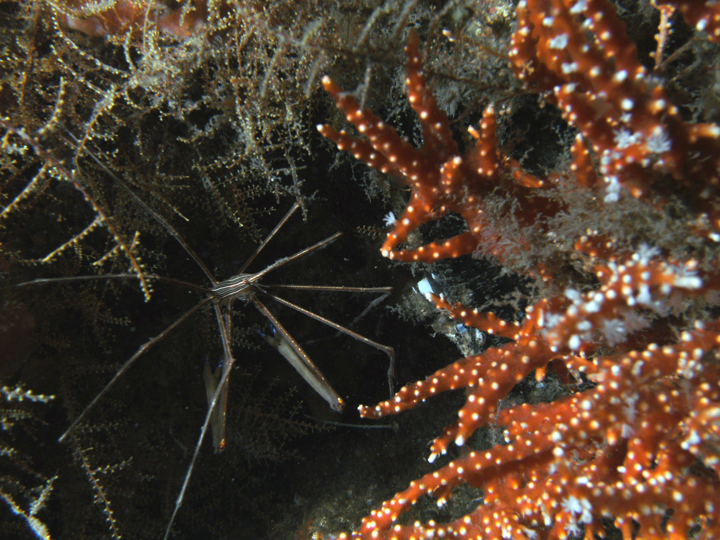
12,155 -> 395,538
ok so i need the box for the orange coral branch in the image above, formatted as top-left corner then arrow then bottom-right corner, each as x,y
319,29 -> 561,267
320,2 -> 720,538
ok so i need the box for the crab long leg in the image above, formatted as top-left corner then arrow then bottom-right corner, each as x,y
255,231 -> 343,279
264,284 -> 392,293
210,301 -> 235,453
59,296 -> 214,443
70,139 -> 219,287
13,273 -> 212,295
201,306 -> 235,453
202,362 -> 223,448
264,291 -> 394,361
239,201 -> 301,273
263,291 -> 396,396
252,295 -> 344,412
163,300 -> 236,540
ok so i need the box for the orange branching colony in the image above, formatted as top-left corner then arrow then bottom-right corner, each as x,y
319,0 -> 720,539
319,30 -> 560,269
